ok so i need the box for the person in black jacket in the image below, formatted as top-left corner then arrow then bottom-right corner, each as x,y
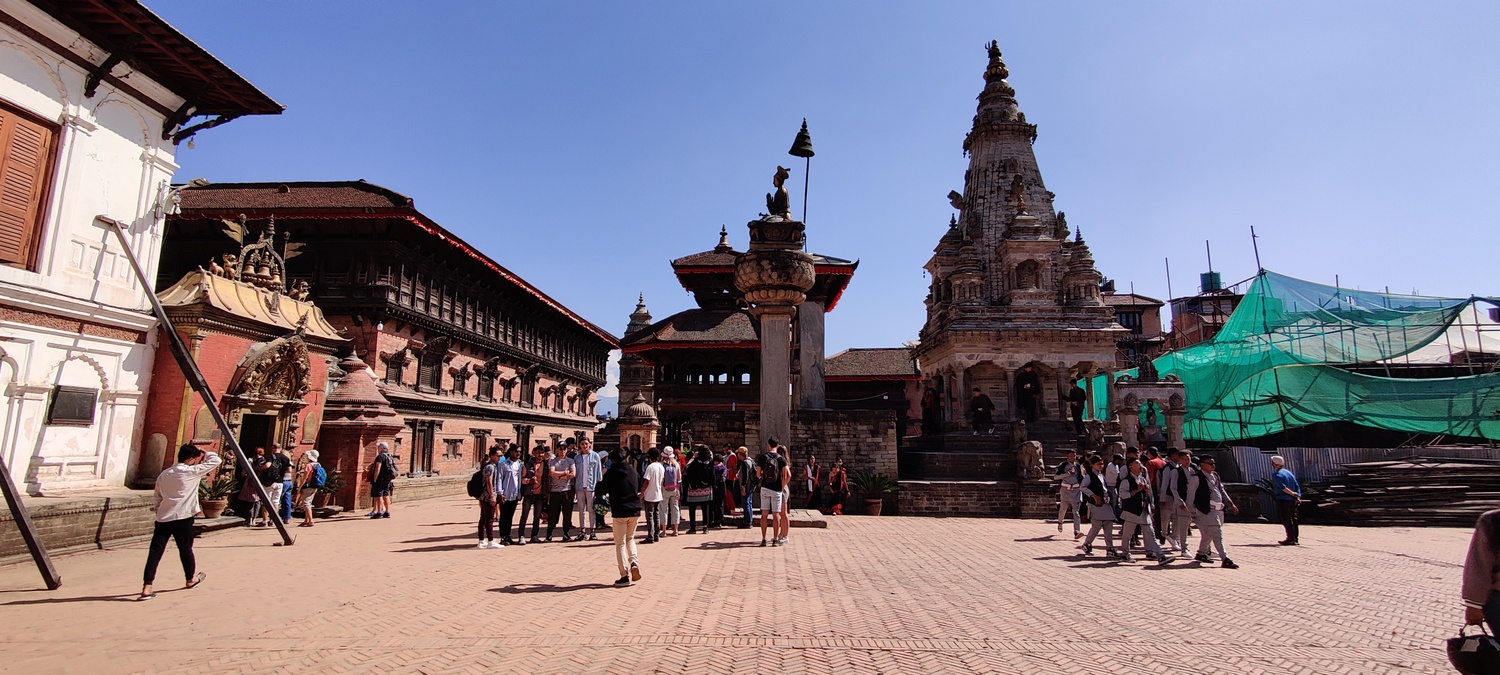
597,448 -> 643,586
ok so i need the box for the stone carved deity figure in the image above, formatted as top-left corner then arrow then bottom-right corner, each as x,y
765,165 -> 792,218
1016,440 -> 1045,480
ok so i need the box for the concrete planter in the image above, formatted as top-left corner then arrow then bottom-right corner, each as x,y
864,498 -> 884,516
200,499 -> 228,519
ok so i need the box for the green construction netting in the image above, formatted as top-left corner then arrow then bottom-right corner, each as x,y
1092,271 -> 1500,442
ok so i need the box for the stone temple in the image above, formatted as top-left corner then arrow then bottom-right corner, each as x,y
916,41 -> 1123,432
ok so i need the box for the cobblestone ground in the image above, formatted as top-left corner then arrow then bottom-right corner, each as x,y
0,495 -> 1470,674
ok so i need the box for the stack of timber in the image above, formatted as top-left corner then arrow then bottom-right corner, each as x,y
1313,456 -> 1500,527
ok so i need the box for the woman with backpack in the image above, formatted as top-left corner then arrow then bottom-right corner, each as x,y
659,447 -> 682,536
296,450 -> 324,528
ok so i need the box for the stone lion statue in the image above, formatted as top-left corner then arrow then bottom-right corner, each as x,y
1016,440 -> 1045,480
1009,420 -> 1028,448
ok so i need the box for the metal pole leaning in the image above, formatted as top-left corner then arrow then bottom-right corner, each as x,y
103,217 -> 294,547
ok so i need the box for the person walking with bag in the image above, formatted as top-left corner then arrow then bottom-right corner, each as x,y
1053,449 -> 1084,539
497,444 -> 523,546
139,445 -> 220,600
641,448 -> 664,543
659,447 -> 682,537
597,447 -> 643,586
296,451 -> 324,528
367,441 -> 397,519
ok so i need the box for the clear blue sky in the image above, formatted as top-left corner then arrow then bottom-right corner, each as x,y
152,1 -> 1500,356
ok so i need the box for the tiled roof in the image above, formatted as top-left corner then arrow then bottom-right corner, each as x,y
25,0 -> 282,118
824,347 -> 918,379
177,181 -> 413,211
1102,292 -> 1164,307
622,309 -> 758,348
172,181 -> 617,347
671,250 -> 741,267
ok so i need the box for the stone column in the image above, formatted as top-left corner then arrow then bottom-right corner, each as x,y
757,306 -> 796,446
1084,376 -> 1095,420
1165,411 -> 1186,451
796,300 -> 826,409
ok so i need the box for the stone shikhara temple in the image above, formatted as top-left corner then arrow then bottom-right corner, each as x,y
916,41 -> 1123,433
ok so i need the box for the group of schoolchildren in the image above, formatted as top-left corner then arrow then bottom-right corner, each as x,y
1053,444 -> 1241,568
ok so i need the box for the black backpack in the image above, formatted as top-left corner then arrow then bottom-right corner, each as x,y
466,468 -> 485,499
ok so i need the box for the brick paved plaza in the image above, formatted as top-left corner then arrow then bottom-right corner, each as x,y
0,496 -> 1469,674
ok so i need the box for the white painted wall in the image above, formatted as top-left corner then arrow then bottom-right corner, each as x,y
0,0 -> 185,494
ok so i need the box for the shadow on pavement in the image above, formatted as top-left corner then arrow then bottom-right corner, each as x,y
490,583 -> 616,594
3,593 -> 143,605
400,534 -> 474,544
1013,535 -> 1063,542
691,541 -> 764,550
392,543 -> 483,553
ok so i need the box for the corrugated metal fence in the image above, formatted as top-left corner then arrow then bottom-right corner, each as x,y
1223,446 -> 1500,486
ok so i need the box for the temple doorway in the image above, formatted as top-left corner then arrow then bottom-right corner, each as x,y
238,413 -> 278,453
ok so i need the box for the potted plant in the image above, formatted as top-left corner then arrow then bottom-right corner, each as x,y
849,471 -> 898,516
197,470 -> 236,519
316,470 -> 344,507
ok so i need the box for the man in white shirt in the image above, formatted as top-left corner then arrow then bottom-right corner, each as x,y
140,444 -> 222,600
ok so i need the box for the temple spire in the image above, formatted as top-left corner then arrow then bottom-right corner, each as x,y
714,225 -> 732,252
976,40 -> 1022,123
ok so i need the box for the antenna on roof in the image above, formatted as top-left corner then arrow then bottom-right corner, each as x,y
1164,257 -> 1174,300
1205,240 -> 1213,273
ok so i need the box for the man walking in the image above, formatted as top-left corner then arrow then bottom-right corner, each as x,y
757,439 -> 789,547
296,450 -> 323,528
1053,449 -> 1084,539
140,445 -> 221,600
1185,455 -> 1238,568
597,447 -> 643,586
574,438 -> 603,540
1160,450 -> 1194,556
1271,455 -> 1302,546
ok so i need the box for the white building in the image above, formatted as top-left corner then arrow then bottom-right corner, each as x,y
0,0 -> 279,494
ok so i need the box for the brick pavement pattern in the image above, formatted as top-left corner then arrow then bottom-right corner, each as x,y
0,496 -> 1470,674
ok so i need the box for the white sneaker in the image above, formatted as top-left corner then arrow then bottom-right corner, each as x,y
489,540 -> 503,549
477,541 -> 489,549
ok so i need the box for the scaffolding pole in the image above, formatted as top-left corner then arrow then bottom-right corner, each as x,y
104,217 -> 294,547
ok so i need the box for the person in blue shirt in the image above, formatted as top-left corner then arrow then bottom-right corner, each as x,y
1271,455 -> 1302,546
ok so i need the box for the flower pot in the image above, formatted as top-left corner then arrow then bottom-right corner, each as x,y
864,498 -> 884,516
200,498 -> 228,519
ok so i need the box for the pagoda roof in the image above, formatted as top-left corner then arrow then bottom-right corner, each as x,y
825,347 -> 919,380
173,180 -> 617,348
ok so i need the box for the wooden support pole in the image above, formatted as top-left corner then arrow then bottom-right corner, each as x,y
0,451 -> 61,589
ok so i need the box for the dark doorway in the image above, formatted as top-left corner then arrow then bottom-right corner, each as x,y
238,414 -> 276,454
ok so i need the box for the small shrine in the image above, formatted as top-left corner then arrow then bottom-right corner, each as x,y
135,216 -> 347,486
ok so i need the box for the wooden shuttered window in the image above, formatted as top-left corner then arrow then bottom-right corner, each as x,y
0,103 -> 56,268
